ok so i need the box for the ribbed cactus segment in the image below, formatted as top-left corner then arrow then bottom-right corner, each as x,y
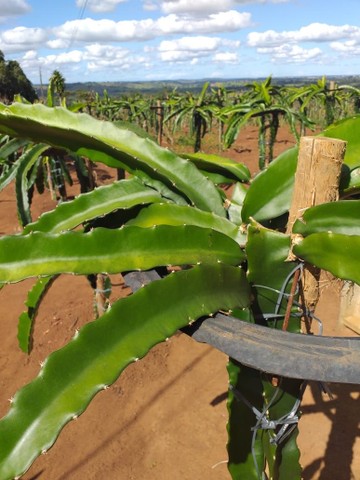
0,138 -> 30,192
15,144 -> 49,227
0,103 -> 226,217
17,275 -> 56,353
294,232 -> 360,285
292,200 -> 360,236
24,178 -> 164,234
181,151 -> 251,182
0,225 -> 244,283
0,264 -> 250,480
241,146 -> 298,223
323,114 -> 360,169
227,360 -> 264,480
127,203 -> 246,245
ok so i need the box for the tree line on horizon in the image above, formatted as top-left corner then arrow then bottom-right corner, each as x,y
34,74 -> 360,98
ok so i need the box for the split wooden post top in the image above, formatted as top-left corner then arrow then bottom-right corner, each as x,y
287,136 -> 347,314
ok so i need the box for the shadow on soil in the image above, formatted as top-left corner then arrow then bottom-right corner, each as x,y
302,382 -> 360,480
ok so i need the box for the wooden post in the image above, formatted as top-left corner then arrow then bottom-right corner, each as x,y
287,136 -> 347,314
45,158 -> 56,201
95,274 -> 110,318
339,283 -> 360,334
156,99 -> 164,146
329,80 -> 336,92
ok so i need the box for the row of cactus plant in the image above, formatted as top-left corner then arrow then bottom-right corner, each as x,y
86,76 -> 360,168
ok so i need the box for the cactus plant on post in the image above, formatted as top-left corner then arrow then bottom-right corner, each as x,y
0,103 -> 358,480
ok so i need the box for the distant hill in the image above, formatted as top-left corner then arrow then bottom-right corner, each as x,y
34,75 -> 360,99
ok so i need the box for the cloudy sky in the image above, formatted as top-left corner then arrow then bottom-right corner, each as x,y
0,0 -> 359,84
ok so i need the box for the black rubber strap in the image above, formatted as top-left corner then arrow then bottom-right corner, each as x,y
124,270 -> 360,384
186,313 -> 360,384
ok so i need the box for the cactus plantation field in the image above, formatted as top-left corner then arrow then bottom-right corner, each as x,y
0,122 -> 358,480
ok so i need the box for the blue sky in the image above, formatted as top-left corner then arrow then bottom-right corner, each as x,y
0,0 -> 359,84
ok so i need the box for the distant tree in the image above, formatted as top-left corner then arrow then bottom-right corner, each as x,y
0,54 -> 8,101
0,50 -> 37,103
6,60 -> 38,103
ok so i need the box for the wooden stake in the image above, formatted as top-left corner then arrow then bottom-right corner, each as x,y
287,136 -> 346,313
95,273 -> 109,318
156,99 -> 164,146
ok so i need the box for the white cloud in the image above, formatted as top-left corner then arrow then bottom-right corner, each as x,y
84,43 -> 129,60
248,23 -> 360,47
22,49 -> 37,60
156,11 -> 252,35
158,35 -> 240,63
246,22 -> 360,67
2,26 -> 47,44
86,46 -> 150,72
158,36 -> 239,52
20,48 -> 84,83
47,39 -> 69,49
76,0 -> 128,13
160,0 -> 242,15
54,11 -> 251,44
0,26 -> 48,53
159,49 -> 197,61
20,49 -> 83,73
87,56 -> 149,72
0,0 -> 30,18
295,23 -> 359,42
213,52 -> 239,63
41,50 -> 84,66
142,1 -> 158,10
20,42 -> 150,80
330,40 -> 360,56
55,18 -> 156,42
258,44 -> 322,63
248,29 -> 282,47
154,0 -> 289,15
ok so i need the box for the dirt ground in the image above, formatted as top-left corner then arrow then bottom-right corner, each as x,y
0,125 -> 359,480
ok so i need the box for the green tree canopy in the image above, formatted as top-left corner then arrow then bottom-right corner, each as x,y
0,50 -> 37,103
